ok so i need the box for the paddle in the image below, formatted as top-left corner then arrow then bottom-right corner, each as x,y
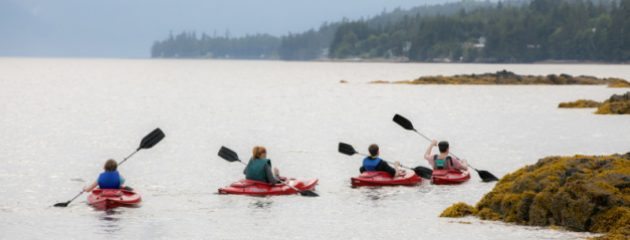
54,128 -> 165,207
217,146 -> 318,197
393,114 -> 499,182
338,142 -> 433,179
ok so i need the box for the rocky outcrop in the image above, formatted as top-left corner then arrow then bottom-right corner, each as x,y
596,92 -> 630,114
558,99 -> 603,108
370,70 -> 630,87
441,153 -> 630,239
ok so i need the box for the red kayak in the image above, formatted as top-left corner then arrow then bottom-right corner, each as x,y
431,169 -> 471,185
218,178 -> 318,196
351,171 -> 421,187
87,189 -> 141,210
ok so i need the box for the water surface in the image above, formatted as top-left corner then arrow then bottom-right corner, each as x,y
1,59 -> 628,239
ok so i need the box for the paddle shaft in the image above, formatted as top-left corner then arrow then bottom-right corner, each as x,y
118,149 -> 139,166
68,191 -> 83,203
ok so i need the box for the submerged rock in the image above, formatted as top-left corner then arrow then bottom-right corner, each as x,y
369,80 -> 390,84
379,70 -> 629,87
558,99 -> 602,108
441,153 -> 630,239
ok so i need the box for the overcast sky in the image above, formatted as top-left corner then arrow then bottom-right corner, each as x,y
0,0 -> 455,58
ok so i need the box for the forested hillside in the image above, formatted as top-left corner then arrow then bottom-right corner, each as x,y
152,0 -> 629,62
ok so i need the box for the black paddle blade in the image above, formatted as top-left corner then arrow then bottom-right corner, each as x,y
393,114 -> 415,131
218,146 -> 240,162
413,166 -> 433,180
138,128 -> 165,150
298,190 -> 319,197
53,201 -> 70,207
338,142 -> 357,156
477,170 -> 499,182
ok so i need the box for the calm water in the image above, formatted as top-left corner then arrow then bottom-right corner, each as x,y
1,58 -> 629,239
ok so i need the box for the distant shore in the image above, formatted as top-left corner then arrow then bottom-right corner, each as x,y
146,56 -> 630,65
314,57 -> 630,65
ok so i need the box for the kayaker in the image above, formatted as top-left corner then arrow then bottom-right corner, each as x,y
244,146 -> 282,184
360,144 -> 404,177
424,140 -> 468,171
83,159 -> 126,192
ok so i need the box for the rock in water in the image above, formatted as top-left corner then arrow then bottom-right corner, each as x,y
596,92 -> 630,114
440,202 -> 477,218
558,99 -> 602,108
442,153 -> 630,239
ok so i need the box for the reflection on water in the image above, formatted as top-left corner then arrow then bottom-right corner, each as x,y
98,210 -> 122,235
70,178 -> 85,182
359,187 -> 408,207
362,188 -> 389,201
416,184 -> 433,194
248,199 -> 273,210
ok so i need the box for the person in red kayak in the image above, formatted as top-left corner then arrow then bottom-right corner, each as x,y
424,140 -> 467,171
360,144 -> 404,177
83,159 -> 126,192
244,146 -> 283,184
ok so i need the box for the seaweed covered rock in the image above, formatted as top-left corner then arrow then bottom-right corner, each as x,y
596,92 -> 630,114
440,202 -> 477,217
442,153 -> 630,239
558,99 -> 602,108
383,70 -> 629,87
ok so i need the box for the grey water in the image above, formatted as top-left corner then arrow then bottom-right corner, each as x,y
1,58 -> 628,239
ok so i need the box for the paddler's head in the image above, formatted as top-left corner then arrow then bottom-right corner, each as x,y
438,141 -> 449,153
368,144 -> 379,158
104,159 -> 118,172
252,146 -> 267,159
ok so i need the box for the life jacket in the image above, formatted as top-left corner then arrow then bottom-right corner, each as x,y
362,157 -> 383,171
98,171 -> 122,189
245,158 -> 271,183
433,154 -> 453,170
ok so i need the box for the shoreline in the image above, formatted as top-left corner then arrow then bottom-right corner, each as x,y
2,56 -> 630,65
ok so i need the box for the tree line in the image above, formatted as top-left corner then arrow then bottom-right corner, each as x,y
151,0 -> 629,62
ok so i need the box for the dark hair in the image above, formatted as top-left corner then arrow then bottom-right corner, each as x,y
368,144 -> 379,157
104,159 -> 118,172
438,141 -> 449,153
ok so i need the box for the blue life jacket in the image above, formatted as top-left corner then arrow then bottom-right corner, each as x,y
362,157 -> 383,171
98,171 -> 122,189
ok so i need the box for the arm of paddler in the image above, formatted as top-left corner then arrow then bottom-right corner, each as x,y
83,181 -> 98,192
424,140 -> 437,164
